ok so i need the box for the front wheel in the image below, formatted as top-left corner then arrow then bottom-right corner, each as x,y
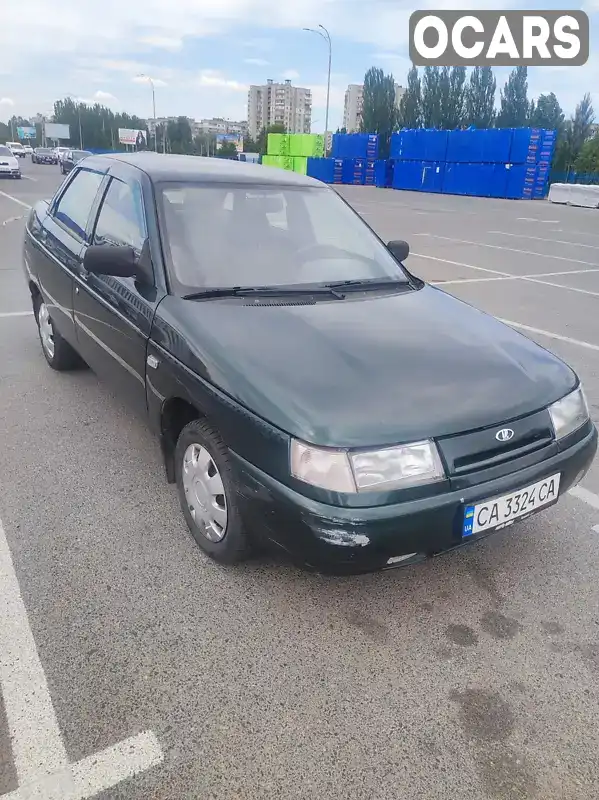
35,298 -> 82,371
175,419 -> 252,564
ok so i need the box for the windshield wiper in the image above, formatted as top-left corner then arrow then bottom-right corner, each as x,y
324,277 -> 409,290
182,285 -> 346,300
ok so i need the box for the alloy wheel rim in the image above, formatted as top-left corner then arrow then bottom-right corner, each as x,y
38,303 -> 55,359
182,443 -> 227,542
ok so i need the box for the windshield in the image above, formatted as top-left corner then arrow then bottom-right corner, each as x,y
157,182 -> 409,294
72,150 -> 89,161
0,146 -> 12,156
36,148 -> 50,153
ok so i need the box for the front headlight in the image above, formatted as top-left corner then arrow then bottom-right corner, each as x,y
290,438 -> 445,493
549,385 -> 589,440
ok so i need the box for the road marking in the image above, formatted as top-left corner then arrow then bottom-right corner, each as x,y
0,515 -> 163,799
1,215 -> 26,227
412,251 -> 599,298
0,192 -> 31,210
0,312 -> 33,318
498,319 -> 599,353
21,176 -> 37,182
569,486 -> 599,511
414,233 -> 599,268
430,266 -> 599,286
550,228 -> 599,238
592,525 -> 599,533
410,252 -> 512,277
489,231 -> 599,250
516,217 -> 558,223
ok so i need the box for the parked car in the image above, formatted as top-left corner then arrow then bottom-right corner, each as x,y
0,144 -> 21,178
21,153 -> 598,574
32,147 -> 57,164
60,149 -> 92,175
6,141 -> 26,158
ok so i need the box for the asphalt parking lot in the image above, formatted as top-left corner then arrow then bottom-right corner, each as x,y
2,158 -> 599,800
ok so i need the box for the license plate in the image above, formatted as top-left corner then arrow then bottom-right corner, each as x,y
463,473 -> 561,537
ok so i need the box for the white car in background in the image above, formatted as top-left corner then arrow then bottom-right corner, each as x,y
0,144 -> 21,178
53,146 -> 70,164
6,141 -> 26,158
22,144 -> 33,155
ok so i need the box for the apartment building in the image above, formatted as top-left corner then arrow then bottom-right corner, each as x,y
247,79 -> 312,140
343,83 -> 406,132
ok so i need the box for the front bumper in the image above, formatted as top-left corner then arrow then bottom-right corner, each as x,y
232,424 -> 598,575
0,167 -> 21,177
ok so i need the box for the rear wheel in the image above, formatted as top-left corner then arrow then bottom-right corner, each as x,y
175,419 -> 252,565
35,297 -> 82,371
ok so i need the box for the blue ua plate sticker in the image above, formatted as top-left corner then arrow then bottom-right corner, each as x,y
463,506 -> 475,537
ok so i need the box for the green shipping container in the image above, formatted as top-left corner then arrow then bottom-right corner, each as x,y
267,134 -> 290,155
292,157 -> 308,175
288,134 -> 325,158
262,155 -> 292,170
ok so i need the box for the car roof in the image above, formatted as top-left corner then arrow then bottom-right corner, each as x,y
83,152 -> 326,188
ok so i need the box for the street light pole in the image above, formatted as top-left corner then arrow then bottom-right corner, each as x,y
303,24 -> 332,155
138,74 -> 157,152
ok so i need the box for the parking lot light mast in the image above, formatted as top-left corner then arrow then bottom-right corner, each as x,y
303,24 -> 332,155
138,74 -> 158,152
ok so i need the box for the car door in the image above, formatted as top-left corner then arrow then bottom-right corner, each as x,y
73,170 -> 161,417
26,165 -> 106,347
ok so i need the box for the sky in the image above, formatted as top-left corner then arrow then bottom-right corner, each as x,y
0,0 -> 597,131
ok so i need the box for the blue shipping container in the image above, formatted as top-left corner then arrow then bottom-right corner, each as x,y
306,157 -> 334,183
392,160 -> 445,192
374,159 -> 393,188
481,129 -> 513,163
443,163 -> 501,197
504,164 -> 535,199
390,129 -> 448,161
446,131 -> 483,163
331,133 -> 379,160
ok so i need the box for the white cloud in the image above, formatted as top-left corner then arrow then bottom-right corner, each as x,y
197,70 -> 247,92
0,97 -> 14,106
244,57 -> 269,66
138,35 -> 183,51
94,90 -> 116,101
282,69 -> 300,80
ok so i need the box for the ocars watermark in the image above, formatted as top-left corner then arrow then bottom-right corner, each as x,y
409,11 -> 589,67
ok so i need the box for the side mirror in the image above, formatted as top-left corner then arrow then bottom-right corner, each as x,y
83,244 -> 138,278
387,239 -> 409,263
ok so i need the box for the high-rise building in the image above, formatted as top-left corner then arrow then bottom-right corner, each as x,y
247,79 -> 312,140
343,83 -> 406,132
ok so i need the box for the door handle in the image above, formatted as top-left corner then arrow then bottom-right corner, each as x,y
75,286 -> 79,294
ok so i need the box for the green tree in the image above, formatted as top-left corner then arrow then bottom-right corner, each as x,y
573,135 -> 599,173
440,66 -> 466,129
496,66 -> 529,128
420,66 -> 443,128
530,93 -> 564,132
53,96 -> 148,150
398,64 -> 421,128
360,66 -> 398,156
570,93 -> 595,156
166,117 -> 193,154
256,123 -> 286,155
464,67 -> 496,128
217,141 -> 238,159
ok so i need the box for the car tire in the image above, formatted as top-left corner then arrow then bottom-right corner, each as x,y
34,296 -> 82,371
175,418 -> 252,565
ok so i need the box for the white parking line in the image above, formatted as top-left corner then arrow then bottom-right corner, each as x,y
430,266 -> 599,286
21,176 -> 37,182
0,312 -> 33,318
0,191 -> 31,210
414,233 -> 599,268
0,515 -> 163,799
569,486 -> 599,511
489,231 -> 599,250
498,319 -> 599,353
517,217 -> 559,223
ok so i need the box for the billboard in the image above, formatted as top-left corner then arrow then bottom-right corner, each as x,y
118,128 -> 147,148
17,126 -> 36,139
45,122 -> 70,140
216,133 -> 243,153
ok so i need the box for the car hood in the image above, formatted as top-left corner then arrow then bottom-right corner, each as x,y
155,285 -> 577,448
